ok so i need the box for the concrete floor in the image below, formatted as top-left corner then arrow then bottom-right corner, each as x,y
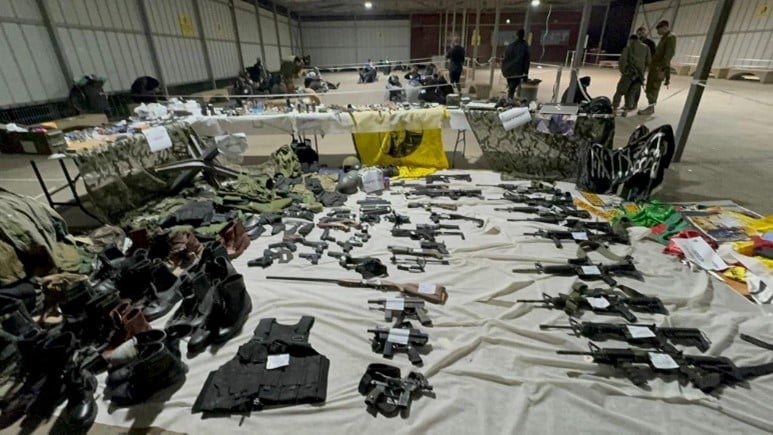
1,65 -> 771,226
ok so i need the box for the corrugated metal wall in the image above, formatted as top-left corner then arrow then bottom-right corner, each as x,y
0,0 -> 296,107
0,0 -> 69,106
635,0 -> 773,68
49,0 -> 155,92
302,20 -> 411,67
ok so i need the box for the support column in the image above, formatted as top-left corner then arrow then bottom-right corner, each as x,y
671,0 -> 683,28
487,0 -> 501,94
298,17 -> 305,56
254,2 -> 267,64
566,0 -> 592,103
35,0 -> 73,88
596,0 -> 611,64
471,0 -> 481,80
273,3 -> 283,59
462,6 -> 467,48
137,0 -> 167,95
192,0 -> 216,89
629,0 -> 642,37
523,2 -> 531,38
230,0 -> 244,70
673,0 -> 733,162
288,12 -> 295,55
443,8 -> 449,52
452,5 -> 457,41
438,12 -> 443,55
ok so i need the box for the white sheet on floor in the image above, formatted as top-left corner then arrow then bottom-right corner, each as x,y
90,170 -> 773,435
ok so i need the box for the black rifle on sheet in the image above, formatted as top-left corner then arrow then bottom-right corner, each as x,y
425,174 -> 472,184
512,259 -> 643,286
406,188 -> 483,201
391,228 -> 465,242
557,342 -> 773,393
369,297 -> 432,326
429,212 -> 484,228
495,205 -> 591,219
541,319 -> 711,353
523,228 -> 629,248
407,202 -> 459,211
368,321 -> 429,365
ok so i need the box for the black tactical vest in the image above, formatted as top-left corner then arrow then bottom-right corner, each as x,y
193,316 -> 329,413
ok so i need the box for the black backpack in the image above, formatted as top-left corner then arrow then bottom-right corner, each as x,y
69,75 -> 108,114
290,138 -> 319,173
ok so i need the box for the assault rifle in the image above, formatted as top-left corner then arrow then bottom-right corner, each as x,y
407,202 -> 458,211
266,276 -> 449,305
512,259 -> 643,286
426,174 -> 472,184
407,188 -> 483,201
358,364 -> 433,415
558,342 -> 773,393
517,283 -> 668,322
478,181 -> 563,195
503,191 -> 574,206
391,228 -> 465,241
495,205 -> 591,219
388,246 -> 448,261
369,297 -> 432,326
523,229 -> 629,248
541,319 -> 711,353
368,321 -> 429,365
429,212 -> 484,228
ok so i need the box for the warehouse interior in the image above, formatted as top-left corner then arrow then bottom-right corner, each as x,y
1,0 -> 773,434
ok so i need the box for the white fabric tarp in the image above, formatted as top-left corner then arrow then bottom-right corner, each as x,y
89,170 -> 773,434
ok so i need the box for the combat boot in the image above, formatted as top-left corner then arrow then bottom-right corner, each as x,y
107,329 -> 171,368
637,105 -> 655,115
165,271 -> 215,338
106,304 -> 151,352
106,342 -> 187,406
140,262 -> 181,321
62,367 -> 97,429
187,274 -> 251,354
0,295 -> 38,339
115,258 -> 154,302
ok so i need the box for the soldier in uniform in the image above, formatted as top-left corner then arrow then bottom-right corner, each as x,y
638,20 -> 676,115
613,35 -> 650,112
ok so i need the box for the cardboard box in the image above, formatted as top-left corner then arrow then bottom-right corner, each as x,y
0,126 -> 66,155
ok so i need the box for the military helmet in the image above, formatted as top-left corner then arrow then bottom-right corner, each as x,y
342,155 -> 361,171
336,170 -> 361,194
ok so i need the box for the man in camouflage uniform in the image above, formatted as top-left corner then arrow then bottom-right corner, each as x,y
613,35 -> 650,111
639,20 -> 676,116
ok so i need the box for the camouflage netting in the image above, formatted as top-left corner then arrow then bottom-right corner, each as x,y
465,107 -> 614,182
73,124 -> 303,223
73,123 -> 193,222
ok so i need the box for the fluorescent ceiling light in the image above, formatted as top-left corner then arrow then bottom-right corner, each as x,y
364,1 -> 373,8
531,0 -> 540,6
506,18 -> 511,24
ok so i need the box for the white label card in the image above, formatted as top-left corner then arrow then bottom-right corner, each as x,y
671,237 -> 728,271
648,352 -> 679,370
586,296 -> 610,309
143,126 -> 172,152
626,325 -> 656,339
581,265 -> 602,276
385,298 -> 405,311
572,232 -> 589,241
387,328 -> 410,345
418,283 -> 437,294
361,169 -> 385,193
266,354 -> 290,370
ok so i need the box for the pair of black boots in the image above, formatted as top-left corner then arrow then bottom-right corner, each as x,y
93,246 -> 181,321
104,329 -> 186,406
166,243 -> 252,355
0,296 -> 97,430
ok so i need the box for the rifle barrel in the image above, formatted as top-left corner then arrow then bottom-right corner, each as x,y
266,276 -> 340,284
539,325 -> 573,330
516,299 -> 546,303
556,350 -> 593,355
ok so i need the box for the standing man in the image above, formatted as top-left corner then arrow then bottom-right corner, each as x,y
501,29 -> 530,100
613,35 -> 650,112
638,20 -> 676,115
446,37 -> 466,93
636,26 -> 656,57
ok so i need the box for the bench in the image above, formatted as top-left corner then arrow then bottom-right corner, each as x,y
727,68 -> 773,84
598,60 -> 617,69
670,63 -> 694,76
